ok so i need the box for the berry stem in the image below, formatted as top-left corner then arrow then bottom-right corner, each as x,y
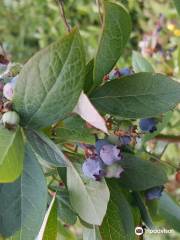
57,0 -> 71,32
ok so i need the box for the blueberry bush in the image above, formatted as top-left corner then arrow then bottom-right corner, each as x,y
0,0 -> 180,240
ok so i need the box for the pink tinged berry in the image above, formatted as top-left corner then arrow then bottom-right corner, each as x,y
105,164 -> 124,178
100,144 -> 122,165
3,82 -> 14,100
82,157 -> 104,181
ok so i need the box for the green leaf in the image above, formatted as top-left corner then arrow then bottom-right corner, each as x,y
55,116 -> 95,144
83,226 -> 102,240
0,144 -> 48,239
132,192 -> 154,229
0,127 -> 24,183
56,189 -> 77,225
100,179 -> 135,240
93,1 -> 131,86
26,129 -> 68,167
13,28 -> 85,129
132,51 -> 154,73
173,0 -> 180,15
91,73 -> 180,118
67,163 -> 110,225
119,153 -> 167,191
158,192 -> 180,232
43,198 -> 58,240
57,168 -> 67,187
84,59 -> 94,94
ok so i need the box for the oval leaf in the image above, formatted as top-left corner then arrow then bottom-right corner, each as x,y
56,189 -> 77,225
100,179 -> 135,240
119,153 -> 167,191
67,163 -> 110,225
55,116 -> 95,144
0,127 -> 24,183
13,28 -> 85,129
73,92 -> 108,134
132,51 -> 154,73
91,73 -> 180,118
26,129 -> 68,167
36,195 -> 57,240
158,192 -> 180,232
0,144 -> 48,239
93,1 -> 131,86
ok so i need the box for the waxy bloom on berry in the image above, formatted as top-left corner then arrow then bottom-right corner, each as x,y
139,118 -> 157,133
82,157 -> 104,181
100,144 -> 122,165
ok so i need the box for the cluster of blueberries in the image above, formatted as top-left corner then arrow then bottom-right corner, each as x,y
0,68 -> 20,127
103,67 -> 133,81
82,118 -> 158,181
82,138 -> 124,181
82,117 -> 163,200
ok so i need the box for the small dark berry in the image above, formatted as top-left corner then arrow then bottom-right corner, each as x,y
139,118 -> 157,133
145,186 -> 164,200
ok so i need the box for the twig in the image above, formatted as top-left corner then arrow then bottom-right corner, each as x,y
155,134 -> 180,143
96,0 -> 103,26
57,0 -> 71,32
149,153 -> 178,169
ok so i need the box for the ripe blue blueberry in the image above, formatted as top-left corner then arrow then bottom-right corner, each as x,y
139,118 -> 157,133
95,139 -> 110,154
119,135 -> 131,145
95,139 -> 122,165
100,144 -> 122,165
119,67 -> 132,76
82,157 -> 104,181
108,69 -> 121,80
145,186 -> 164,200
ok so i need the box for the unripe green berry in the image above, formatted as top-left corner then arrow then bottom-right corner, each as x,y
2,111 -> 20,126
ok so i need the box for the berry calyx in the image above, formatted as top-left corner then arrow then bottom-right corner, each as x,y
139,118 -> 157,133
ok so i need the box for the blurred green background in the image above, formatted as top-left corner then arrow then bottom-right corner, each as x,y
0,0 -> 180,239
